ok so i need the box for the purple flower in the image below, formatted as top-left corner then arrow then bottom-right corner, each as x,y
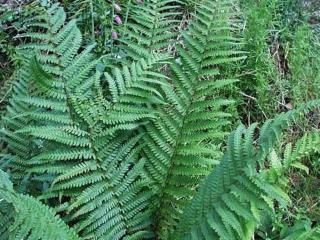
111,31 -> 118,39
114,15 -> 122,25
113,3 -> 121,12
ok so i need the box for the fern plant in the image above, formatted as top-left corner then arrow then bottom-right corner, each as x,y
120,0 -> 181,59
1,3 -> 96,182
1,1 -> 320,240
257,131 -> 320,239
1,3 -> 168,239
280,219 -> 320,240
173,101 -> 320,239
0,169 -> 81,240
141,1 -> 244,237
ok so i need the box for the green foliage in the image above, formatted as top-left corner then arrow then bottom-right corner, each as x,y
128,0 -> 245,237
238,0 -> 282,120
237,0 -> 320,122
62,0 -> 112,42
280,219 -> 320,240
1,3 -> 167,239
278,0 -> 305,29
0,169 -> 81,240
119,0 -> 181,59
288,24 -> 320,104
174,102 -> 320,240
0,3 -> 45,114
102,0 -> 182,71
0,0 -> 320,240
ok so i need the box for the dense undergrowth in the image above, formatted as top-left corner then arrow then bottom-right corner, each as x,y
0,0 -> 319,239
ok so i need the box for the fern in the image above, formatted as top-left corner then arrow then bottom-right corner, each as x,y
122,0 -> 181,56
174,125 -> 280,239
282,131 -> 320,171
111,0 -> 182,62
1,1 -> 320,240
173,102 -> 320,240
1,3 -> 165,239
0,200 -> 13,239
1,3 -> 86,181
0,169 -> 81,240
62,0 -> 241,238
280,220 -> 320,240
138,0 -> 244,237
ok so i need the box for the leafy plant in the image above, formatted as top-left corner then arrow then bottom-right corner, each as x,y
0,169 -> 81,240
0,1 -> 320,240
174,101 -> 320,239
237,0 -> 283,121
288,24 -> 320,105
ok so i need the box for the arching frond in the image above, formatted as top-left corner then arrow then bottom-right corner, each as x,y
0,169 -> 81,240
174,103 -> 320,240
1,4 -> 165,239
1,3 -> 93,183
139,0 -> 244,237
280,220 -> 320,240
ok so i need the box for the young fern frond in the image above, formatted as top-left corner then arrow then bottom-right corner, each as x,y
283,131 -> 320,170
0,169 -> 81,240
258,99 -> 320,157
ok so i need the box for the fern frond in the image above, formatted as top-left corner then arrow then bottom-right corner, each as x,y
1,4 -> 162,239
174,103 -> 320,240
116,0 -> 182,61
0,169 -> 81,240
280,220 -> 320,240
259,99 -> 320,158
283,131 -> 320,170
63,135 -> 153,240
73,54 -> 169,129
136,0 -> 244,237
1,3 -> 95,182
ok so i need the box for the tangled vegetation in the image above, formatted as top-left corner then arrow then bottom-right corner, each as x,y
0,0 -> 319,239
